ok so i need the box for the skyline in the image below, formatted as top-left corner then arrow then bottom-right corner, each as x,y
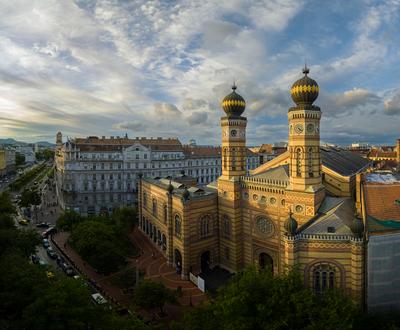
0,0 -> 400,145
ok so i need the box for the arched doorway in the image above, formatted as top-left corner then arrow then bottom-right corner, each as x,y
174,249 -> 182,274
259,253 -> 273,273
200,251 -> 211,273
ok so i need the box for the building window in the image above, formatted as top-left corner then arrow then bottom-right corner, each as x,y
222,215 -> 230,238
255,216 -> 274,235
163,204 -> 167,223
225,247 -> 230,260
143,192 -> 147,208
313,264 -> 336,294
174,214 -> 181,238
200,215 -> 212,237
296,148 -> 302,177
152,198 -> 157,216
308,147 -> 313,177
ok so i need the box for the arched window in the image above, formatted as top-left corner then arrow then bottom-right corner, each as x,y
200,215 -> 212,237
313,264 -> 336,294
296,148 -> 302,177
163,204 -> 167,223
223,148 -> 227,170
231,147 -> 236,171
152,198 -> 157,216
308,147 -> 313,177
174,214 -> 181,238
222,215 -> 230,238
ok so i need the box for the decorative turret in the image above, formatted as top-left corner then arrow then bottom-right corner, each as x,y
167,181 -> 174,194
290,66 -> 319,108
222,84 -> 246,118
284,211 -> 298,236
182,188 -> 190,201
350,216 -> 364,238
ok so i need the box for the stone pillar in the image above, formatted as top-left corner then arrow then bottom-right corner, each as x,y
350,239 -> 364,305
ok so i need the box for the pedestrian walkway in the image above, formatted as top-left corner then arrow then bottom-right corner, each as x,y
52,228 -> 208,320
129,228 -> 208,306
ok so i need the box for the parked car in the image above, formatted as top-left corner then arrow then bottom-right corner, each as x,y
46,247 -> 57,259
42,238 -> 50,248
36,222 -> 50,228
18,219 -> 28,226
56,255 -> 65,266
64,266 -> 75,277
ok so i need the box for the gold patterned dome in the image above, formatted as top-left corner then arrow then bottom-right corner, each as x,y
222,84 -> 246,117
290,66 -> 319,106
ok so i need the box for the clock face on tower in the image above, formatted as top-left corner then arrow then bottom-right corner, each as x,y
231,129 -> 237,137
294,124 -> 304,134
306,123 -> 314,134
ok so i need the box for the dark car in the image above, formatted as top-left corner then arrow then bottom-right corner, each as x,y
36,222 -> 50,228
56,255 -> 65,266
64,266 -> 75,277
46,247 -> 57,259
42,239 -> 50,248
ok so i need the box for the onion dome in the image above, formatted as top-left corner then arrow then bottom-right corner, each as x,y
182,188 -> 190,201
290,66 -> 319,107
350,217 -> 364,238
222,84 -> 246,117
284,212 -> 298,236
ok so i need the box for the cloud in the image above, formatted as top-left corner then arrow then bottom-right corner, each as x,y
384,90 -> 400,115
112,120 -> 146,131
187,112 -> 208,125
153,103 -> 182,117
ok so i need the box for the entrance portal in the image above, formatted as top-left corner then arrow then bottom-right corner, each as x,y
259,253 -> 273,273
174,249 -> 182,274
201,251 -> 211,273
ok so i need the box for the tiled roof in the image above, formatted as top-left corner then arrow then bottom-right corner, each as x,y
252,164 -> 289,181
182,146 -> 257,158
364,182 -> 400,222
70,136 -> 183,152
320,146 -> 371,176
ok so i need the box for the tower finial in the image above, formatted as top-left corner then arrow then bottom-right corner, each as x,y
232,79 -> 237,91
303,59 -> 309,75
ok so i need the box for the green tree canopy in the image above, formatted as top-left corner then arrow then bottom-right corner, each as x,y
19,187 -> 41,207
133,279 -> 177,314
176,267 -> 359,330
56,210 -> 83,231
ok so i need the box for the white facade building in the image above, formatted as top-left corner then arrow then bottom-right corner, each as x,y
15,145 -> 36,163
55,135 -> 259,215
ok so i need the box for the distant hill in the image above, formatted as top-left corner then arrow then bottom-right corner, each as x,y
0,138 -> 55,147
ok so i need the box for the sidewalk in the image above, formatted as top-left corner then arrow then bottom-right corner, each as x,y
52,228 -> 208,320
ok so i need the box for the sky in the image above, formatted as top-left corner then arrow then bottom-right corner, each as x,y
0,0 -> 399,146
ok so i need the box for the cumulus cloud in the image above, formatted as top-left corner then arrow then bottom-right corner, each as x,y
384,90 -> 400,115
153,103 -> 182,117
0,0 -> 399,145
187,112 -> 208,125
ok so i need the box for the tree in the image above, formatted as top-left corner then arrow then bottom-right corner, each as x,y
0,192 -> 16,215
176,267 -> 359,330
133,280 -> 177,314
19,188 -> 41,207
16,153 -> 25,166
56,210 -> 83,231
0,252 -> 48,326
69,221 -> 126,274
20,278 -> 99,329
112,207 -> 137,235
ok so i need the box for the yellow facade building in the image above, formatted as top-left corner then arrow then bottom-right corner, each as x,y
139,68 -> 372,303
